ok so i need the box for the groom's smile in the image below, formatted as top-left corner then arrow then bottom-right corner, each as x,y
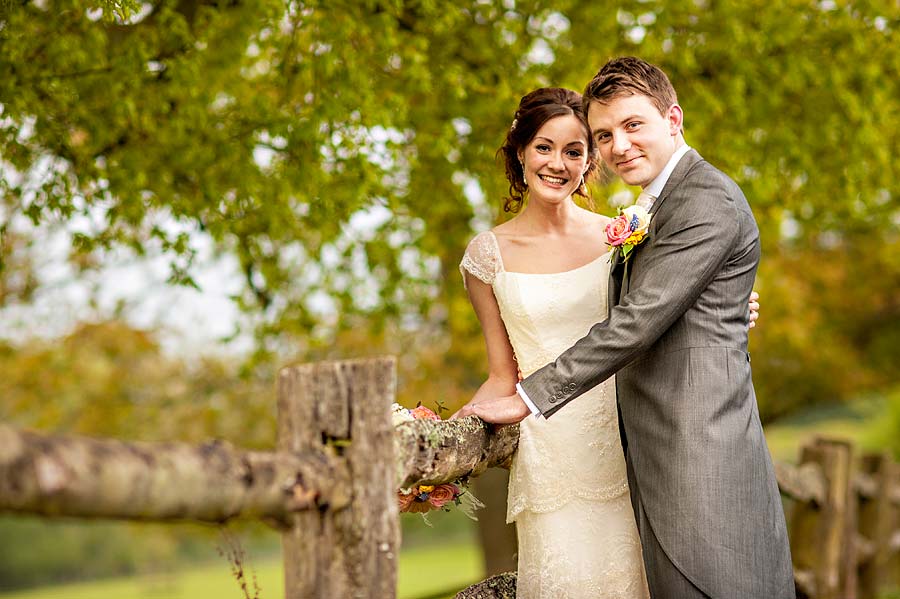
616,155 -> 644,168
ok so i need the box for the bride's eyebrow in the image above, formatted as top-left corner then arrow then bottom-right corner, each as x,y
533,136 -> 585,147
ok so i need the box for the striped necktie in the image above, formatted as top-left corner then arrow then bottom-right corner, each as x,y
636,191 -> 656,210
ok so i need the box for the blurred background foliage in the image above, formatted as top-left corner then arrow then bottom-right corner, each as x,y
1,0 -> 898,593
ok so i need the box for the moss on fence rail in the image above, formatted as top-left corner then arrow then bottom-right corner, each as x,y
394,417 -> 519,489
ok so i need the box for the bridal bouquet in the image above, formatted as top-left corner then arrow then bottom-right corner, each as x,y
392,403 -> 483,522
606,204 -> 652,262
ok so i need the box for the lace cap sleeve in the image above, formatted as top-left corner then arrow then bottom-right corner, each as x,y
459,231 -> 502,290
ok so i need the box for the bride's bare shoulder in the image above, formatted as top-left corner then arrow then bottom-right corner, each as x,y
491,217 -> 525,243
581,207 -> 612,230
492,217 -> 517,233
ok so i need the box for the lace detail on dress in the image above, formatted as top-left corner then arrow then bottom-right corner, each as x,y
506,377 -> 628,521
516,496 -> 649,598
459,230 -> 502,289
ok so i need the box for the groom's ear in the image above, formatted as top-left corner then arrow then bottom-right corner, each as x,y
667,104 -> 684,136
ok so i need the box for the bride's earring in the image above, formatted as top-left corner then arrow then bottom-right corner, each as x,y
520,161 -> 528,186
581,168 -> 591,193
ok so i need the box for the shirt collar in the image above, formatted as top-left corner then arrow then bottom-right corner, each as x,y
643,143 -> 692,198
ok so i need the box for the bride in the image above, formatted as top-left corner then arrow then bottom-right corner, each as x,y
454,87 -> 758,598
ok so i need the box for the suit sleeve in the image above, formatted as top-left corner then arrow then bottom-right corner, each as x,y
521,173 -> 742,417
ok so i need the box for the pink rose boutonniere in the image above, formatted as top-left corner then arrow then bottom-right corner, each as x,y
606,204 -> 652,263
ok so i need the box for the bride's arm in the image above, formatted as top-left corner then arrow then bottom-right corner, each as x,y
450,272 -> 519,419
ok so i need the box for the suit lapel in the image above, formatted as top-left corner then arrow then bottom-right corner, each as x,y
647,148 -> 703,219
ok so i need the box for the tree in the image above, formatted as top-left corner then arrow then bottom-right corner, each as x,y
3,0 -> 897,401
3,0 -> 899,578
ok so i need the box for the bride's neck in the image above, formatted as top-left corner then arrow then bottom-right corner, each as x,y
517,198 -> 581,235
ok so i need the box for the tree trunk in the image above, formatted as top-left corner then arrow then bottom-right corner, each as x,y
473,468 -> 517,575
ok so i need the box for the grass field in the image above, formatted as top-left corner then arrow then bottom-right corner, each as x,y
0,541 -> 483,599
763,396 -> 886,462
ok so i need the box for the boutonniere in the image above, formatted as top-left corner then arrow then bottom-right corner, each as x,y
605,205 -> 652,263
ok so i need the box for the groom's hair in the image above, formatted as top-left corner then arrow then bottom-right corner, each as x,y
583,57 -> 678,117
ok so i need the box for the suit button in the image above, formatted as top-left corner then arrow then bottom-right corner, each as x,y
549,396 -> 557,403
567,383 -> 575,391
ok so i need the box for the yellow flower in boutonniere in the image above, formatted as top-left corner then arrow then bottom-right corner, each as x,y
605,205 -> 652,262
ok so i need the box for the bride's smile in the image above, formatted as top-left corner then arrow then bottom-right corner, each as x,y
519,113 -> 589,206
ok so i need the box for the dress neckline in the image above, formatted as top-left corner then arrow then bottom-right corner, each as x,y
487,230 -> 611,276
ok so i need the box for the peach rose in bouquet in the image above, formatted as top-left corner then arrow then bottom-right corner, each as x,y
428,484 -> 461,508
409,405 -> 441,421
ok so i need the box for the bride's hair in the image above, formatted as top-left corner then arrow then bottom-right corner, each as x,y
497,87 -> 597,213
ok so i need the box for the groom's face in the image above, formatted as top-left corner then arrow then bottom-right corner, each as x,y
587,93 -> 682,188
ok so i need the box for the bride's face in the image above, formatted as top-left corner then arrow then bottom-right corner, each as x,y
518,114 -> 589,206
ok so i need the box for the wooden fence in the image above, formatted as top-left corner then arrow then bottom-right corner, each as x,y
778,438 -> 900,599
1,357 -> 898,598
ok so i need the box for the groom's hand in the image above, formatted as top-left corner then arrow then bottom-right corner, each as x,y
471,393 -> 531,425
749,291 -> 760,328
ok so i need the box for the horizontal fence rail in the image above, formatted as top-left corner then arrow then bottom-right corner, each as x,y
0,424 -> 349,527
1,357 -> 899,599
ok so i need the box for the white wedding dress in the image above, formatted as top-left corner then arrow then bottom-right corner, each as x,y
461,230 -> 649,599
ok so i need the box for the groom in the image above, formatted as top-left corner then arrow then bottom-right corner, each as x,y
462,57 -> 795,598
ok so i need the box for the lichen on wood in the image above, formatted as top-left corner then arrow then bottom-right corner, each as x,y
455,572 -> 517,598
393,416 -> 519,489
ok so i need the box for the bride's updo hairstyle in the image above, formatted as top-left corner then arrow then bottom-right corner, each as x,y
498,87 -> 597,213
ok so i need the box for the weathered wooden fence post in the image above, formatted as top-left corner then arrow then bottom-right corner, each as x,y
857,452 -> 895,598
789,438 -> 856,599
891,460 -> 900,590
277,357 -> 399,599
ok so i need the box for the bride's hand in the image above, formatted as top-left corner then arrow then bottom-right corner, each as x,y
749,291 -> 760,329
451,376 -> 518,420
450,402 -> 477,420
451,395 -> 492,420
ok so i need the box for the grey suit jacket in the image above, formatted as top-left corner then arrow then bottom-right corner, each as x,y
521,150 -> 794,598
